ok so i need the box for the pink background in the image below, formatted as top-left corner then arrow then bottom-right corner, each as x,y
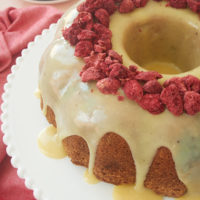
0,0 -> 79,11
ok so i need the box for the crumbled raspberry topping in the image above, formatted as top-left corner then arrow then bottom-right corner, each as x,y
187,0 -> 200,13
163,77 -> 187,96
184,91 -> 200,115
135,71 -> 162,81
81,67 -> 105,82
161,84 -> 184,116
143,80 -> 163,94
119,0 -> 135,13
97,78 -> 121,94
62,0 -> 200,116
95,9 -> 110,27
75,41 -> 93,57
182,75 -> 200,93
139,94 -> 165,114
134,0 -> 149,8
167,0 -> 187,8
123,80 -> 143,102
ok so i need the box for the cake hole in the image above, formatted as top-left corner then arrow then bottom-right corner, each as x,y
123,16 -> 200,74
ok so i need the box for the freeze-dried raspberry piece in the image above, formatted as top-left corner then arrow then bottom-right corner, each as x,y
123,80 -> 143,102
163,77 -> 186,96
93,23 -> 112,39
95,9 -> 110,27
62,23 -> 82,46
77,2 -> 86,12
143,80 -> 163,94
108,50 -> 123,63
96,39 -> 112,51
84,52 -> 106,68
135,71 -> 162,81
77,30 -> 97,41
94,44 -> 106,53
105,56 -> 119,65
83,0 -> 104,12
119,0 -> 135,13
74,12 -> 93,29
81,67 -> 105,82
139,94 -> 165,114
184,91 -> 200,115
103,0 -> 117,14
129,65 -> 138,72
97,78 -> 121,94
167,0 -> 187,8
161,84 -> 184,116
182,75 -> 200,93
134,0 -> 149,8
75,41 -> 93,57
100,63 -> 111,76
109,63 -> 128,79
187,0 -> 200,13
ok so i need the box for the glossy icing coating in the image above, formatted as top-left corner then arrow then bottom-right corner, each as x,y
38,1 -> 200,199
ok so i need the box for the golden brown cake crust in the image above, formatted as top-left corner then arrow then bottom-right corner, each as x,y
144,147 -> 187,197
42,101 -> 187,197
63,135 -> 89,167
40,98 -> 57,127
93,132 -> 136,185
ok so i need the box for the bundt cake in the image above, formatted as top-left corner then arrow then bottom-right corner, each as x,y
38,0 -> 200,199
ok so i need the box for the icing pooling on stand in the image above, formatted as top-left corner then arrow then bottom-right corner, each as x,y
39,1 -> 200,199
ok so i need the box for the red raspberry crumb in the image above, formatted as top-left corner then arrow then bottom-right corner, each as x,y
163,77 -> 186,96
129,65 -> 138,72
118,96 -> 125,101
83,0 -> 104,13
119,0 -> 135,13
184,91 -> 200,115
143,80 -> 163,94
74,12 -> 93,29
98,62 -> 110,76
134,0 -> 149,8
182,75 -> 200,93
108,50 -> 123,63
97,78 -> 121,94
94,44 -> 106,53
135,71 -> 162,81
139,94 -> 165,114
160,84 -> 184,116
81,67 -> 105,82
103,0 -> 117,14
77,30 -> 97,41
123,80 -> 143,102
62,23 -> 82,46
187,0 -> 200,13
127,65 -> 138,79
77,2 -> 86,12
96,39 -> 112,51
93,23 -> 112,39
84,53 -> 106,68
109,63 -> 129,79
75,41 -> 93,57
167,0 -> 187,8
95,9 -> 110,27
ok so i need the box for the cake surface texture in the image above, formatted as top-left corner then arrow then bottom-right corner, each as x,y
38,0 -> 200,199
